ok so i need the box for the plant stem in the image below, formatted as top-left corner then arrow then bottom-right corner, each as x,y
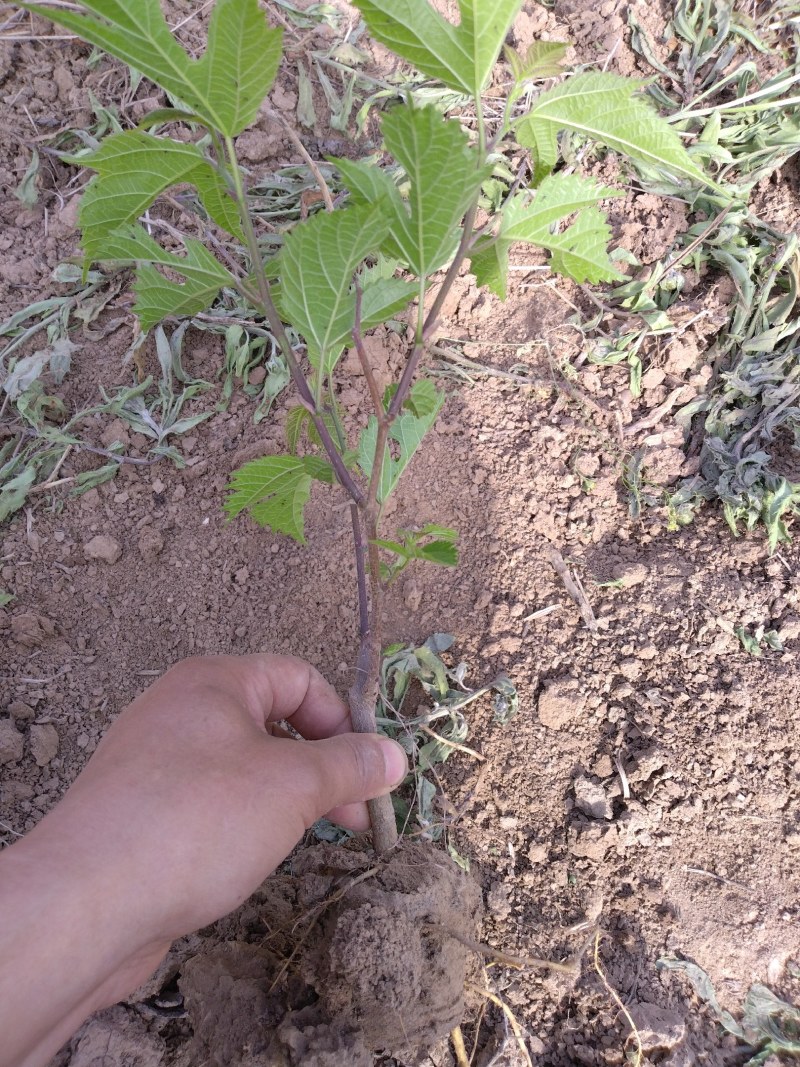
347,108 -> 490,848
347,290 -> 399,853
222,135 -> 364,505
348,504 -> 398,853
386,201 -> 478,421
224,134 -> 397,850
222,119 -> 487,854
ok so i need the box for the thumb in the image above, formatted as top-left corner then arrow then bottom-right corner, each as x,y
297,733 -> 407,828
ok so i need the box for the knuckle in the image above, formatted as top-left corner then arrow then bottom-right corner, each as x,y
164,655 -> 212,684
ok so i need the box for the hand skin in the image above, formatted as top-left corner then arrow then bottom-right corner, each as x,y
0,654 -> 407,1067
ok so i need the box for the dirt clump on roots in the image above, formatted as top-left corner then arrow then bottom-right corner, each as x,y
173,842 -> 483,1066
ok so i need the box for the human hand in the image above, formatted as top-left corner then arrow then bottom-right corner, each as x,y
0,654 -> 406,1067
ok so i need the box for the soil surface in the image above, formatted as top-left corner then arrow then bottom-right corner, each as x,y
1,1 -> 799,1066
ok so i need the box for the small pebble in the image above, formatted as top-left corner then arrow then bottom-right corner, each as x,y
30,723 -> 59,767
83,534 -> 122,565
0,719 -> 24,765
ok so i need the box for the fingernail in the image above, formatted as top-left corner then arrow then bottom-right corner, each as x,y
379,737 -> 408,788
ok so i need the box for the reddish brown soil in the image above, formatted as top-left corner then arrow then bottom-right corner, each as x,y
1,2 -> 799,1066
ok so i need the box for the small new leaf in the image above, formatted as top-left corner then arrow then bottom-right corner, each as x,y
225,454 -> 333,542
374,523 -> 458,582
353,0 -> 522,97
279,203 -> 388,374
418,539 -> 458,566
25,0 -> 282,137
358,379 -> 445,501
284,406 -> 340,455
470,174 -> 623,296
285,405 -> 309,455
516,71 -> 710,186
336,105 -> 487,277
359,276 -> 418,330
97,224 -> 233,330
505,40 -> 569,89
78,131 -> 242,256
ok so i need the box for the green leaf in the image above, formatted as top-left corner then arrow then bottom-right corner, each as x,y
283,405 -> 341,454
505,40 -> 569,86
0,589 -> 13,607
97,224 -> 233,329
358,379 -> 444,501
284,405 -> 309,455
418,539 -> 458,566
224,454 -> 333,542
516,71 -> 710,186
278,268 -> 414,363
353,0 -> 522,96
493,676 -> 518,724
278,203 -> 388,374
78,131 -> 242,255
471,174 -> 623,296
656,959 -> 744,1039
359,276 -> 417,329
296,61 -> 316,128
335,104 -> 486,276
378,102 -> 487,274
71,463 -> 119,494
374,523 -> 458,579
402,377 -> 441,417
735,625 -> 763,656
24,0 -> 282,137
15,148 -> 39,207
0,467 -> 36,524
762,478 -> 799,553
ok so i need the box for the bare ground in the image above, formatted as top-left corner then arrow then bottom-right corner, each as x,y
1,1 -> 799,1065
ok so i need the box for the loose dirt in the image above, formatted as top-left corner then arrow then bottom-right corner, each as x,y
2,1 -> 799,1066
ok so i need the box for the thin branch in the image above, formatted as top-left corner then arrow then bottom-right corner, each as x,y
465,984 -> 533,1067
594,931 -> 643,1067
18,429 -> 156,467
222,135 -> 364,505
423,200 -> 478,340
545,545 -> 598,633
350,504 -> 370,648
641,201 -> 735,294
353,284 -> 385,417
451,1027 -> 470,1067
386,335 -> 425,421
387,199 -> 479,421
417,723 -> 485,761
348,288 -> 398,851
365,421 -> 389,516
266,108 -> 335,212
430,925 -> 580,975
170,0 -> 215,32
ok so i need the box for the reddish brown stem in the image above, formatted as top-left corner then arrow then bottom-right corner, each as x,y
387,200 -> 479,420
353,284 -> 385,415
348,504 -> 398,853
228,135 -> 482,855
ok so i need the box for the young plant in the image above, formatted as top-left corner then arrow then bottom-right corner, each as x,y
27,0 -> 711,852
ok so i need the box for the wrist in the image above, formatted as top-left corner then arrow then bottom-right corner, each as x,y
0,813 -> 162,1067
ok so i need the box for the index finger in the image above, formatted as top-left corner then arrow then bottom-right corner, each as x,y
230,653 -> 354,740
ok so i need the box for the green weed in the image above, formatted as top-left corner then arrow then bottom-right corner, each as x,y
597,0 -> 800,545
659,957 -> 800,1065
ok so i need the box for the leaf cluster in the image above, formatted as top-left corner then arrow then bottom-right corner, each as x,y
16,0 -> 712,551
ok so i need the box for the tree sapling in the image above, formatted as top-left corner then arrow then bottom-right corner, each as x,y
26,0 -> 712,855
